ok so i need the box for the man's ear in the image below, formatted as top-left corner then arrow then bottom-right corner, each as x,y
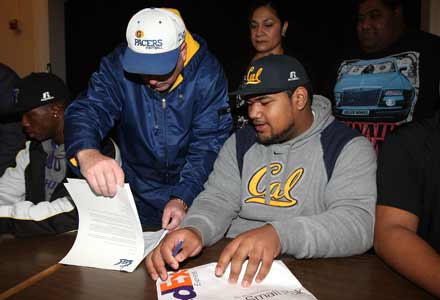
282,21 -> 288,37
50,103 -> 63,118
292,86 -> 308,111
180,42 -> 187,62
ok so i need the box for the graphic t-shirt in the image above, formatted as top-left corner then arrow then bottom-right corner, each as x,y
332,30 -> 440,151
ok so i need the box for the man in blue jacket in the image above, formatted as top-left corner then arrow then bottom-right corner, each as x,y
64,8 -> 232,229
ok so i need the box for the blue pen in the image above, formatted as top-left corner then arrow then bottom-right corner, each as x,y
172,240 -> 183,257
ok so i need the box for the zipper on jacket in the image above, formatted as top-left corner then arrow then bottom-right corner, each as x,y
153,101 -> 159,135
142,87 -> 160,135
162,98 -> 169,184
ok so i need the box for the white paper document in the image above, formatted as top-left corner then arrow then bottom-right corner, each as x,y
156,260 -> 317,300
61,178 -> 167,272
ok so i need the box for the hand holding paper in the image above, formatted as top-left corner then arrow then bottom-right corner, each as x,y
61,179 -> 167,272
76,149 -> 124,197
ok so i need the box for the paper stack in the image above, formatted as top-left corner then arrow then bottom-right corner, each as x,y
61,178 -> 167,272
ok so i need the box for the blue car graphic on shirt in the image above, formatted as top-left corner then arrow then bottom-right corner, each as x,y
334,57 -> 415,122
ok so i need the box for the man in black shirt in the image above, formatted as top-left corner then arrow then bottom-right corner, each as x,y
375,111 -> 440,297
330,0 -> 440,150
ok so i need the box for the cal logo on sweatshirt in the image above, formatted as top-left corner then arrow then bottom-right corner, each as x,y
245,163 -> 303,207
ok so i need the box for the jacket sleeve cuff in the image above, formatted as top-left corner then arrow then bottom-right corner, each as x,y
170,184 -> 198,207
66,140 -> 101,160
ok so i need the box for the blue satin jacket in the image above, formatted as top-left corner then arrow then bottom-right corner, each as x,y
64,34 -> 232,225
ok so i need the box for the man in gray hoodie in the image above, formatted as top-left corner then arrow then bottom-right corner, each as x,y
146,55 -> 377,287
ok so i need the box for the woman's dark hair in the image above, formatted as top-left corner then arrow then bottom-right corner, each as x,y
248,0 -> 287,25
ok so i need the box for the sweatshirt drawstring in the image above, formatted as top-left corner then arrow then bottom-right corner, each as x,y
264,147 -> 272,205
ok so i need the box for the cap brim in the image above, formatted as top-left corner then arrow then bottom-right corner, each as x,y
13,102 -> 51,114
122,47 -> 180,75
229,87 -> 287,98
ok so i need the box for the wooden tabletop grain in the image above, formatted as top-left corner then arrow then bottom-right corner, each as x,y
0,232 -> 435,300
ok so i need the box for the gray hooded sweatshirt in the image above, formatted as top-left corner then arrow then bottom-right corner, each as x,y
182,96 -> 376,258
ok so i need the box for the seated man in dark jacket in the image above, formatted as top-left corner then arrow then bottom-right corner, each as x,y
0,72 -> 119,237
0,63 -> 25,176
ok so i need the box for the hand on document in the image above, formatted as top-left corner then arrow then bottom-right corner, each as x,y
215,224 -> 282,287
146,224 -> 281,288
61,179 -> 167,272
145,227 -> 203,281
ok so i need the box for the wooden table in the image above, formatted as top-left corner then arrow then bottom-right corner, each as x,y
0,233 -> 435,300
0,232 -> 75,292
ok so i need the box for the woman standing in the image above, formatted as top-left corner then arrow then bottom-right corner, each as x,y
249,0 -> 288,61
233,0 -> 289,129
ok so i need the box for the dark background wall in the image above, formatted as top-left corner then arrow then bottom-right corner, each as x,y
65,0 -> 421,97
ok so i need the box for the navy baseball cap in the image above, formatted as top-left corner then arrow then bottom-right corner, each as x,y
231,55 -> 310,97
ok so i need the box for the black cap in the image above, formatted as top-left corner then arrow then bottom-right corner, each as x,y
231,54 -> 310,97
13,72 -> 70,113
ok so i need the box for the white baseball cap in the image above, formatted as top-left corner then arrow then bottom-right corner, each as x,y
122,8 -> 186,75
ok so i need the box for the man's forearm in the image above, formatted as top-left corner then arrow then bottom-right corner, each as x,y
76,149 -> 100,163
375,226 -> 440,297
